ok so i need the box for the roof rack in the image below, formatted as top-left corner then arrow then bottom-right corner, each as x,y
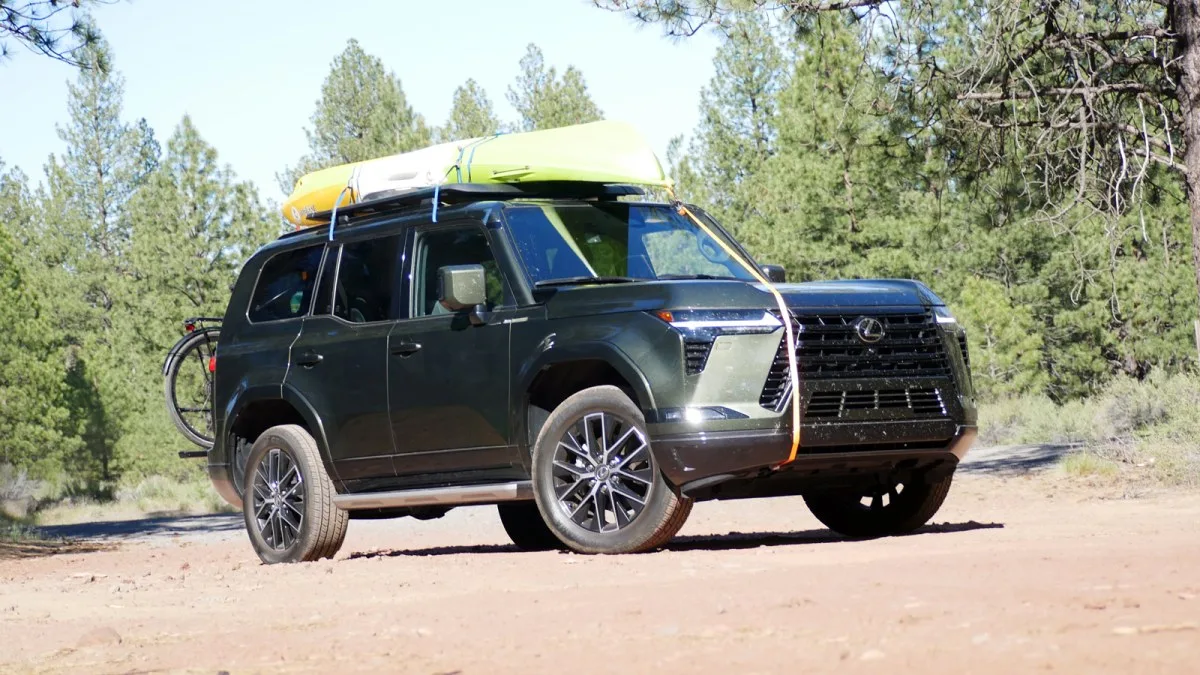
308,181 -> 647,225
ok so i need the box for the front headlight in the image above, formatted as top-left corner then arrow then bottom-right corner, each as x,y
933,306 -> 958,326
650,309 -> 784,336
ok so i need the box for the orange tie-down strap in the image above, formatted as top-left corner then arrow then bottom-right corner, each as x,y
673,202 -> 802,465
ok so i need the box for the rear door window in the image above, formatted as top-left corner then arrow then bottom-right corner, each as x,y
332,235 -> 404,323
248,245 -> 324,322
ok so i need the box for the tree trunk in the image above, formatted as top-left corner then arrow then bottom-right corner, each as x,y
1175,1 -> 1200,340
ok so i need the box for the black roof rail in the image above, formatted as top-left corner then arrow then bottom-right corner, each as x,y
308,181 -> 646,225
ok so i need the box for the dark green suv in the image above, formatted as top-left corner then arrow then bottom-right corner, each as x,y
208,183 -> 977,564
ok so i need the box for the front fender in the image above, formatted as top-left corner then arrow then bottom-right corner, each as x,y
516,342 -> 657,414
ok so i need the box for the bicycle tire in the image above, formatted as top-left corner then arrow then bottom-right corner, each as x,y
164,327 -> 220,449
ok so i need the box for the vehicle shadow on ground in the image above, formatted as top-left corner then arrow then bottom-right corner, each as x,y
36,512 -> 242,543
346,520 -> 1004,560
666,520 -> 1005,552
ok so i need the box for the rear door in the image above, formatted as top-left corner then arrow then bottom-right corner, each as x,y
286,231 -> 405,484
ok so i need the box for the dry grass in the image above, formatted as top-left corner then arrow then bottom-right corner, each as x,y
979,373 -> 1200,489
2,464 -> 234,527
34,475 -> 234,526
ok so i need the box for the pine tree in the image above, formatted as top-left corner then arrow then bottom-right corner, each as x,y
506,44 -> 603,132
114,116 -> 278,478
688,14 -> 786,217
19,36 -> 160,482
278,39 -> 431,194
0,161 -> 79,476
438,79 -> 502,141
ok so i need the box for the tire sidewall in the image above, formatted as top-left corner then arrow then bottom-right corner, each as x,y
242,426 -> 327,564
531,385 -> 678,554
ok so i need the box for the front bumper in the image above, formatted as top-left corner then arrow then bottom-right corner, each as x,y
652,420 -> 977,492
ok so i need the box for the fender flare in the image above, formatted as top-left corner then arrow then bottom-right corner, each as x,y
512,342 -> 657,464
222,383 -> 336,479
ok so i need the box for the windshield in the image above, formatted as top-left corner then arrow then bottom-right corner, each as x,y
503,202 -> 757,285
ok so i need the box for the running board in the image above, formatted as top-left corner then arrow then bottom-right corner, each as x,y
333,481 -> 533,511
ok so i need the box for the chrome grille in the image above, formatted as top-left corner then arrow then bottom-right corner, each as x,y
760,311 -> 953,410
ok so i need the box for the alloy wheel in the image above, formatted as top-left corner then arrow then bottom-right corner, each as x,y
250,448 -> 305,550
551,411 -> 653,533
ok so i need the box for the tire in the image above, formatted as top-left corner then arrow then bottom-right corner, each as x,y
531,385 -> 692,554
242,425 -> 348,564
497,502 -> 564,551
803,472 -> 955,539
164,328 -> 219,449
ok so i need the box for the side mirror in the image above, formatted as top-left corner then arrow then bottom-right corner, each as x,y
762,264 -> 787,283
438,265 -> 487,310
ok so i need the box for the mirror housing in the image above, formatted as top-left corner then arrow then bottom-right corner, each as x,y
438,265 -> 487,311
762,264 -> 787,283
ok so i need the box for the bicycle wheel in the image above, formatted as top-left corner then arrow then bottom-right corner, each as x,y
164,327 -> 219,448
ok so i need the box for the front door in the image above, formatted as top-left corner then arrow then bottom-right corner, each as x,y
287,233 -> 404,483
387,222 -> 521,482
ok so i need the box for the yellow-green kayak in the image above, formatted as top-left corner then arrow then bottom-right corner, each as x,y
282,120 -> 672,228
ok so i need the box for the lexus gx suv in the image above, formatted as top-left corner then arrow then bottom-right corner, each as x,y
205,182 -> 977,564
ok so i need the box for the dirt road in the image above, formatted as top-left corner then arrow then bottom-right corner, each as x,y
2,446 -> 1198,674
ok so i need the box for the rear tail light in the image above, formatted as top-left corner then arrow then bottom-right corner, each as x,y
208,356 -> 217,373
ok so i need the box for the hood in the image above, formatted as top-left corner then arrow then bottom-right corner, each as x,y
542,278 -> 942,319
769,279 -> 944,310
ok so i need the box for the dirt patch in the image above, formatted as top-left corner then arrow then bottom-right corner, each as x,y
1,471 -> 1197,674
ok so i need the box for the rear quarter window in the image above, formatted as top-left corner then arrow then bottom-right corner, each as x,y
248,245 -> 324,322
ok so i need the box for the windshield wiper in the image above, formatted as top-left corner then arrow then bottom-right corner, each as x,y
656,274 -> 743,281
534,275 -> 639,288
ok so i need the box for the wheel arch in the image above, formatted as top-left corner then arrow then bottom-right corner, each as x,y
223,385 -> 338,485
515,343 -> 656,463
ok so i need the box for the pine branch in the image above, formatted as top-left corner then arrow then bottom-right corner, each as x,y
958,82 -> 1159,102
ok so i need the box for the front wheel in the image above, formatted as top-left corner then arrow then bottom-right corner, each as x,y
803,472 -> 955,538
242,425 -> 348,564
531,385 -> 692,554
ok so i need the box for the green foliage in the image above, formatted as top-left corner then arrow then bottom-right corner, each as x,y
979,373 -> 1200,487
669,11 -> 1200,402
507,43 -> 603,132
955,277 -> 1047,398
278,38 -> 431,193
0,1 -> 106,66
3,32 -> 275,488
0,183 -> 79,476
438,79 -> 502,141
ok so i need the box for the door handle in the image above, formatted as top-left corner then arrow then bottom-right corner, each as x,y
391,342 -> 422,357
295,351 -> 323,368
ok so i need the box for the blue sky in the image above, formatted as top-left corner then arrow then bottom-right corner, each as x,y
0,0 -> 720,201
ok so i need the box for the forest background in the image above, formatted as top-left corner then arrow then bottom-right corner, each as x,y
2,1 -> 1196,522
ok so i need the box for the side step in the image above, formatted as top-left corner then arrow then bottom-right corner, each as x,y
333,481 -> 533,511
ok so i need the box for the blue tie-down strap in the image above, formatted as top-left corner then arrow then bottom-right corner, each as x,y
328,186 -> 352,241
432,183 -> 440,223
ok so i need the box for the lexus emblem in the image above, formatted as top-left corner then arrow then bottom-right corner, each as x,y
854,317 -> 886,344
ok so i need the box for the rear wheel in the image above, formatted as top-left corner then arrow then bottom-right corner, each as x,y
532,385 -> 692,554
242,425 -> 348,564
803,472 -> 954,538
497,502 -> 563,551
